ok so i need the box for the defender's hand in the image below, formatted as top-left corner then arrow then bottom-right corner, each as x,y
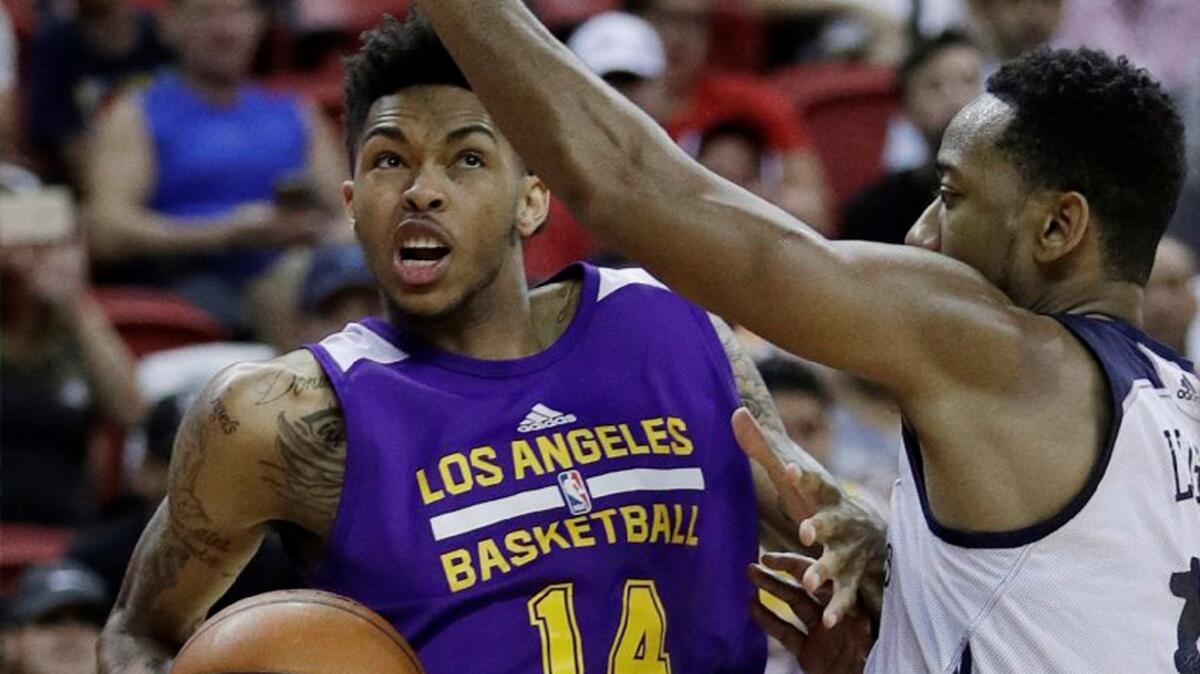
733,408 -> 887,625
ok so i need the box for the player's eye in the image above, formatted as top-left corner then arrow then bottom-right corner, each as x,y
938,187 -> 960,209
455,151 -> 486,169
374,153 -> 406,170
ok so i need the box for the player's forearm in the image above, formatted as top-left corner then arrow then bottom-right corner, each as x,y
97,616 -> 174,674
62,296 -> 147,428
416,1 -> 837,348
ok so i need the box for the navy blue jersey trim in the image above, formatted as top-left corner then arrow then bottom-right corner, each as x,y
900,315 -> 1126,549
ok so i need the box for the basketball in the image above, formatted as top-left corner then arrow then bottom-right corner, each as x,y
170,590 -> 425,674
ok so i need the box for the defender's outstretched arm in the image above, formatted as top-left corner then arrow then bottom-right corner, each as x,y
414,1 -> 1027,399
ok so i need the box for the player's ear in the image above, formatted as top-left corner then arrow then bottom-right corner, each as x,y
342,180 -> 360,237
515,173 -> 551,239
1034,190 -> 1090,266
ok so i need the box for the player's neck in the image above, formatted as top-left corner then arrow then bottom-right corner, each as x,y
1024,278 -> 1144,326
390,263 -> 543,360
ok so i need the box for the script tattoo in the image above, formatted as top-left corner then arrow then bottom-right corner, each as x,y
252,367 -> 333,406
259,408 -> 346,530
209,397 -> 240,435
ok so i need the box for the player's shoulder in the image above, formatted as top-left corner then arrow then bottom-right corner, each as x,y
201,349 -> 338,435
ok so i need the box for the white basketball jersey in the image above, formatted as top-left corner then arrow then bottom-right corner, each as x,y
869,315 -> 1200,673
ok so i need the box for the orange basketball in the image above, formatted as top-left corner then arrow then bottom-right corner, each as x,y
171,590 -> 425,674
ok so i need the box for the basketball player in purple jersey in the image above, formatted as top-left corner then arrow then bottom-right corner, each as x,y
97,15 -> 884,674
413,0 -> 1198,672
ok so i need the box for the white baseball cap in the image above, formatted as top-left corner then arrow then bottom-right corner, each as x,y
568,12 -> 666,80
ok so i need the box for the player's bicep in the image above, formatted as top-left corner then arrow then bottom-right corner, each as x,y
110,367 -> 285,643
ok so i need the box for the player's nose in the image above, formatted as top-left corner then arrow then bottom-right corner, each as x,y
404,174 -> 447,213
905,201 -> 941,252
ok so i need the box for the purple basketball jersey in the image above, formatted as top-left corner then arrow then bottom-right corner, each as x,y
306,264 -> 766,673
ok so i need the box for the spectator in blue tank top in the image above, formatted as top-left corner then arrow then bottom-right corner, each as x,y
85,0 -> 347,333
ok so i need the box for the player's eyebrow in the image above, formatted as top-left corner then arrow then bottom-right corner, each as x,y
445,123 -> 498,145
363,125 -> 409,146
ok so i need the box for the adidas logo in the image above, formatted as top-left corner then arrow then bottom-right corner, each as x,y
518,403 -> 578,433
1179,376 -> 1198,402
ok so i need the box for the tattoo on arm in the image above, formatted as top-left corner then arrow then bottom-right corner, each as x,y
258,408 -> 346,527
209,397 -> 240,435
252,369 -> 333,406
712,315 -> 833,478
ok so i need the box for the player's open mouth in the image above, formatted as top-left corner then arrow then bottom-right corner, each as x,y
394,224 -> 453,287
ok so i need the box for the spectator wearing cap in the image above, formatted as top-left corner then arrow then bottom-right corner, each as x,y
0,560 -> 108,674
571,6 -> 832,231
295,243 -> 381,346
696,119 -> 784,204
842,31 -> 983,244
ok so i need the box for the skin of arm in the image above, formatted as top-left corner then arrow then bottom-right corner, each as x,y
413,0 -> 1037,403
66,296 -> 147,428
98,350 -> 344,674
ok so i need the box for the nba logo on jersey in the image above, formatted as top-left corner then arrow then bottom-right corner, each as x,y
558,470 -> 592,515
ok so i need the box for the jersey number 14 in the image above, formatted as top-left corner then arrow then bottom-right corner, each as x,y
528,580 -> 671,674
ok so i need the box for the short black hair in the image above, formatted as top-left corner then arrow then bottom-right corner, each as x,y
986,48 -> 1186,285
756,357 -> 831,407
898,30 -> 976,100
343,13 -> 471,170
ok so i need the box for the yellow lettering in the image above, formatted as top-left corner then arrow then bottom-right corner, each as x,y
671,504 -> 687,544
505,529 -> 539,567
512,440 -> 545,480
564,516 -> 596,548
590,508 -> 619,544
650,503 -> 672,543
440,453 -> 473,496
416,469 -> 445,505
667,417 -> 693,455
470,446 -> 504,487
642,418 -> 671,455
532,522 -> 572,553
619,424 -> 651,455
537,434 -> 574,473
478,538 -> 512,582
597,425 -> 628,459
567,428 -> 602,465
620,505 -> 649,543
440,549 -> 476,592
686,505 -> 700,546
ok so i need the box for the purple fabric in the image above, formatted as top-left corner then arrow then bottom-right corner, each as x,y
306,263 -> 766,673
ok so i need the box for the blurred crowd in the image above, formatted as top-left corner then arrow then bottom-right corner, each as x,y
1,0 -> 1198,671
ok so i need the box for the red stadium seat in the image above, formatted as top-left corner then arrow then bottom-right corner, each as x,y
87,288 -> 230,506
92,286 -> 230,358
0,525 -> 72,593
772,62 -> 900,226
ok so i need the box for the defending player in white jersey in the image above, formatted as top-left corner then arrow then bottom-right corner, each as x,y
409,2 -> 1198,671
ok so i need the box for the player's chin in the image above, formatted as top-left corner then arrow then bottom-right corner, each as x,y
387,284 -> 467,320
